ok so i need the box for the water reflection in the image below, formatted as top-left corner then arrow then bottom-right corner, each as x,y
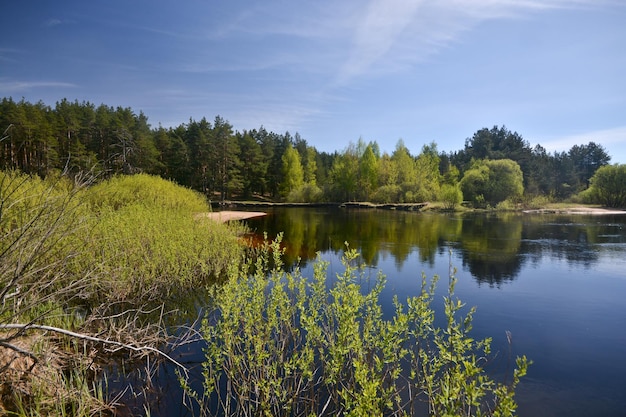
245,208 -> 626,417
246,208 -> 626,285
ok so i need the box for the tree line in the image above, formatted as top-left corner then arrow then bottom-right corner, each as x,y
1,97 -> 618,206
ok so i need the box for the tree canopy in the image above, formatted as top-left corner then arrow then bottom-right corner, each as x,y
460,159 -> 524,207
0,97 -> 617,205
585,164 -> 626,207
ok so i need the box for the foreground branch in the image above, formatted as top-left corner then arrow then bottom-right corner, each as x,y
0,323 -> 188,376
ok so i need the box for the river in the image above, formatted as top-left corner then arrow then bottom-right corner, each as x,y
115,207 -> 626,416
243,207 -> 626,417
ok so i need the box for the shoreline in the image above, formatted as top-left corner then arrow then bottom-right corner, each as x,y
522,207 -> 626,215
206,201 -> 626,219
197,211 -> 268,223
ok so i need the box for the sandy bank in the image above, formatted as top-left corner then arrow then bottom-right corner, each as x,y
523,207 -> 626,215
198,211 -> 267,223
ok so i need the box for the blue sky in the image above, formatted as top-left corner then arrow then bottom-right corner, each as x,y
2,0 -> 625,162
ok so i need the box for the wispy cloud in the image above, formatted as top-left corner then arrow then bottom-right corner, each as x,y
45,18 -> 64,27
335,0 -> 609,84
541,126 -> 626,153
338,0 -> 424,82
0,81 -> 78,93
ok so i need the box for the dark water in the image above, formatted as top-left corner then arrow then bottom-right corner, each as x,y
121,207 -> 626,416
243,207 -> 626,417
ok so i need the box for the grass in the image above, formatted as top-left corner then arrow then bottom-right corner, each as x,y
1,171 -> 245,415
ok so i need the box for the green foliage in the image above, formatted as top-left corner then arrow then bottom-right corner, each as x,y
1,170 -> 244,310
1,170 -> 246,414
329,148 -> 359,201
359,144 -> 379,199
371,184 -> 402,203
286,183 -> 324,203
460,159 -> 524,207
1,99 -> 618,204
76,174 -> 243,302
187,239 -> 530,416
583,164 -> 626,208
280,145 -> 304,198
81,203 -> 242,302
0,170 -> 90,304
439,183 -> 463,210
85,172 -> 209,213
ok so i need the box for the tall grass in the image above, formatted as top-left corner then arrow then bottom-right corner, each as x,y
0,171 -> 245,415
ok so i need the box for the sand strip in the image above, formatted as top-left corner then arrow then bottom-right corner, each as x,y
198,211 -> 267,223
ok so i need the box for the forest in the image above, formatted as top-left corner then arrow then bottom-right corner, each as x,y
0,97 -> 620,207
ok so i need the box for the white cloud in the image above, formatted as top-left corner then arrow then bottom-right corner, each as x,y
0,81 -> 78,92
45,19 -> 63,27
541,126 -> 626,153
334,0 -> 610,84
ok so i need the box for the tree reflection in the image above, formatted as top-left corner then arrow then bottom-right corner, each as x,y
245,208 -> 625,285
457,213 -> 524,287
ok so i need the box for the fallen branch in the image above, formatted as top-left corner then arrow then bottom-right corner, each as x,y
0,323 -> 188,377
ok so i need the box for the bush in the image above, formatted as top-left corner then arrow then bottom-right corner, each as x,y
74,174 -> 244,303
85,173 -> 209,213
439,184 -> 463,210
286,183 -> 324,203
521,194 -> 552,210
371,185 -> 402,203
460,159 -> 524,207
185,238 -> 530,416
584,164 -> 626,208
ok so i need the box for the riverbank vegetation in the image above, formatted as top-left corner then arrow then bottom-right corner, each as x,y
0,95 -> 619,413
185,237 -> 530,416
0,171 -> 243,415
2,98 -> 624,210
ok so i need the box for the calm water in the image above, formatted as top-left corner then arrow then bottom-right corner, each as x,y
118,207 -> 626,416
243,207 -> 626,417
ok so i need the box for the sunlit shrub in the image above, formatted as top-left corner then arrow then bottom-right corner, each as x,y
371,185 -> 402,203
185,238 -> 530,416
85,173 -> 209,213
495,199 -> 517,211
521,194 -> 552,210
286,183 -> 324,203
439,183 -> 463,210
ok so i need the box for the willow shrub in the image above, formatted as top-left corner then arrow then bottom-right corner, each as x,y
82,203 -> 243,302
85,172 -> 209,213
75,174 -> 244,303
186,236 -> 530,417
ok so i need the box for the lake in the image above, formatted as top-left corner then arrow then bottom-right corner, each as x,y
243,207 -> 626,417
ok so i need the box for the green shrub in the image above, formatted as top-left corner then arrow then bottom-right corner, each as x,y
185,238 -> 530,416
521,194 -> 552,210
1,170 -> 246,414
286,183 -> 324,203
584,164 -> 626,207
371,185 -> 402,203
439,183 -> 463,210
68,174 -> 244,303
78,202 -> 243,302
85,173 -> 209,213
495,199 -> 517,211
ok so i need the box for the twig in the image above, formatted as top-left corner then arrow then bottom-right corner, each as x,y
0,323 -> 188,377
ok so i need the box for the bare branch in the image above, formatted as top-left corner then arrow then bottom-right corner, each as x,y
0,323 -> 188,377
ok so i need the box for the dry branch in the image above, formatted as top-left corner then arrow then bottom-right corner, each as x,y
0,323 -> 188,377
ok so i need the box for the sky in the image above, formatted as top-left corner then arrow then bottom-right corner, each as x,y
1,0 -> 625,162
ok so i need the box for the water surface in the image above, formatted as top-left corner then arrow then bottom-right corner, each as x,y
244,207 -> 626,417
